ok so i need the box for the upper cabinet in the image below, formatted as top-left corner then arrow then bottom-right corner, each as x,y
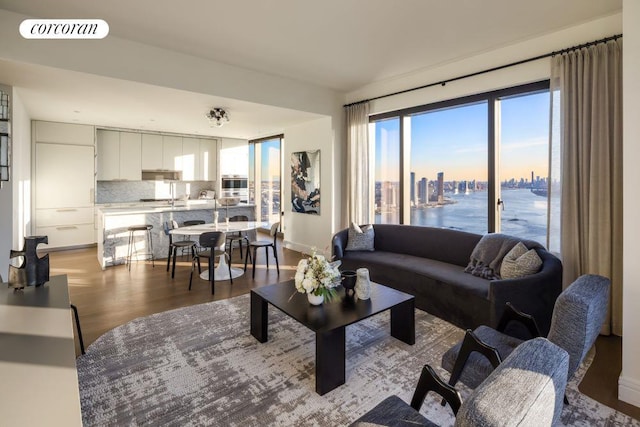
98,129 -> 217,181
35,121 -> 94,146
96,130 -> 141,180
219,138 -> 248,176
199,138 -> 217,181
141,133 -> 163,170
182,137 -> 200,181
162,135 -> 183,171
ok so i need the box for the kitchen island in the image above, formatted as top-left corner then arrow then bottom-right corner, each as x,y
96,202 -> 255,269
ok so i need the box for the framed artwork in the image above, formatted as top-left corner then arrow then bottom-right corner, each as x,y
291,150 -> 320,214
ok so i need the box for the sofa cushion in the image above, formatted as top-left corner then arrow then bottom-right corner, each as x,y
500,242 -> 543,279
346,222 -> 375,252
342,251 -> 490,299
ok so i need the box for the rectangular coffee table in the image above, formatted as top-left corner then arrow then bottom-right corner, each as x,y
250,280 -> 415,395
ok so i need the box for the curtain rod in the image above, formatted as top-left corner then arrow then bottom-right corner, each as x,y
344,33 -> 622,108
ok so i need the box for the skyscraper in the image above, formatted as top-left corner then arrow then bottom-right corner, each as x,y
437,172 -> 444,204
418,177 -> 427,204
410,172 -> 416,206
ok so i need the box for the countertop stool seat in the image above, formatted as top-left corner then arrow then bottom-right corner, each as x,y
126,224 -> 155,271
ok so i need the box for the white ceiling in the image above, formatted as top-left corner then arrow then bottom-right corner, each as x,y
0,0 -> 623,138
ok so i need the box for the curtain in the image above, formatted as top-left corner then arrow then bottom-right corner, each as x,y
548,39 -> 622,335
346,101 -> 371,225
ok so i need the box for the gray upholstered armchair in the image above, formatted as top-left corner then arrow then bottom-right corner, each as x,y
441,274 -> 610,397
351,338 -> 569,426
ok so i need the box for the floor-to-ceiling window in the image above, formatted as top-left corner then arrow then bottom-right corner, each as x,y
371,81 -> 551,244
408,102 -> 488,234
372,118 -> 401,224
249,135 -> 282,226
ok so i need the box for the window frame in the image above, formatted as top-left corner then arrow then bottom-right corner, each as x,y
370,80 -> 550,233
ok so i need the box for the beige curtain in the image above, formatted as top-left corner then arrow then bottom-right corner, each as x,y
346,102 -> 371,225
548,39 -> 623,335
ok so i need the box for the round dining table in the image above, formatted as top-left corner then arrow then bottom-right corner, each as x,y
170,221 -> 268,280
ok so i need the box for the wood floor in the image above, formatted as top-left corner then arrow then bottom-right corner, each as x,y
50,241 -> 639,421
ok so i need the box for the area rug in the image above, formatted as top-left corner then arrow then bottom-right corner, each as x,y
77,294 -> 639,426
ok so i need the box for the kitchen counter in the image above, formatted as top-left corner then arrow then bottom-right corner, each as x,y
96,203 -> 256,268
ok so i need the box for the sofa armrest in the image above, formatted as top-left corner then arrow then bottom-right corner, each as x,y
332,229 -> 349,260
488,250 -> 562,336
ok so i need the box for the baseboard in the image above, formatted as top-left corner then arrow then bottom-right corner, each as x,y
619,375 -> 640,407
282,240 -> 334,258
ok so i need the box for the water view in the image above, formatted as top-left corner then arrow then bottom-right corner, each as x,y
375,188 -> 548,245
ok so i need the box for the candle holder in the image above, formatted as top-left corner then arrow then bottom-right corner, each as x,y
8,236 -> 50,289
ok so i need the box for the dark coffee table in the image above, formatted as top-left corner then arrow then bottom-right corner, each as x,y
250,280 -> 415,395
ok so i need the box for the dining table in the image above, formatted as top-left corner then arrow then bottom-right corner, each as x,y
170,221 -> 268,280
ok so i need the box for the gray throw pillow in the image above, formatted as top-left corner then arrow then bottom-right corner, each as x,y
500,242 -> 543,279
345,222 -> 375,252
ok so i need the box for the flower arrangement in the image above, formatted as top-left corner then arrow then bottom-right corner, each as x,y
294,250 -> 341,300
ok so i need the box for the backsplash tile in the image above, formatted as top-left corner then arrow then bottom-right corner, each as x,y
96,181 -> 216,204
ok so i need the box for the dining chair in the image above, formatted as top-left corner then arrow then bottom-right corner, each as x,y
182,219 -> 206,254
244,222 -> 280,279
226,215 -> 251,261
190,231 -> 231,294
440,274 -> 610,400
163,220 -> 198,279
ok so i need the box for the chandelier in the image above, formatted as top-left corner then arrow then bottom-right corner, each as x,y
206,108 -> 230,127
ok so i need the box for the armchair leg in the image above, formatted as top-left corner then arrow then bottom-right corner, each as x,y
441,329 -> 502,406
411,365 -> 462,415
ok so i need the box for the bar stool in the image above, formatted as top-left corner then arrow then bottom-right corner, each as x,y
126,224 -> 155,271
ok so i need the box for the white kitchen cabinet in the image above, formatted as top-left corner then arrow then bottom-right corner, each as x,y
181,137 -> 200,180
141,133 -> 163,170
219,138 -> 248,176
33,120 -> 96,249
97,130 -> 142,181
119,132 -> 142,180
34,121 -> 94,146
96,130 -> 120,180
162,135 -> 183,171
35,143 -> 95,209
199,138 -> 217,181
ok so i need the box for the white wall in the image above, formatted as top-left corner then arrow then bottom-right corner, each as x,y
11,88 -> 31,247
283,117 -> 338,255
0,84 -> 11,279
620,0 -> 640,408
346,13 -> 621,113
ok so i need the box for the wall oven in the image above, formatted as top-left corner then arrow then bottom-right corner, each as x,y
221,176 -> 248,202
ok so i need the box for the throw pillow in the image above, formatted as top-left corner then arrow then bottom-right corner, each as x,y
500,242 -> 543,279
345,222 -> 375,252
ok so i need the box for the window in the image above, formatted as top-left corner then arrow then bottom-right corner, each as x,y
371,81 -> 551,244
249,135 -> 282,225
372,117 -> 400,224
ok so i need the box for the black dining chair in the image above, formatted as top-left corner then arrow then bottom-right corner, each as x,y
182,219 -> 206,254
190,231 -> 232,294
244,222 -> 280,279
226,215 -> 252,261
164,220 -> 198,278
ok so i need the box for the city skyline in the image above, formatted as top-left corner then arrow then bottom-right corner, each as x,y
375,91 -> 550,182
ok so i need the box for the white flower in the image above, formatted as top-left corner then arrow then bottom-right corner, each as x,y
296,259 -> 308,273
302,277 -> 317,293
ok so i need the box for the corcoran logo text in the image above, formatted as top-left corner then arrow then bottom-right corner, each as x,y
19,19 -> 109,39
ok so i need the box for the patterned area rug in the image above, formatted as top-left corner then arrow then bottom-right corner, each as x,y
77,294 -> 639,426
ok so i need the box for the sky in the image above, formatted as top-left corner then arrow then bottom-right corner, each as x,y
375,91 -> 550,183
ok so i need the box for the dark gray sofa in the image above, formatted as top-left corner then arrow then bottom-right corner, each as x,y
332,224 -> 562,335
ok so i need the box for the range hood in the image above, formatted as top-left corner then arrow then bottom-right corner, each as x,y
141,170 -> 182,181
